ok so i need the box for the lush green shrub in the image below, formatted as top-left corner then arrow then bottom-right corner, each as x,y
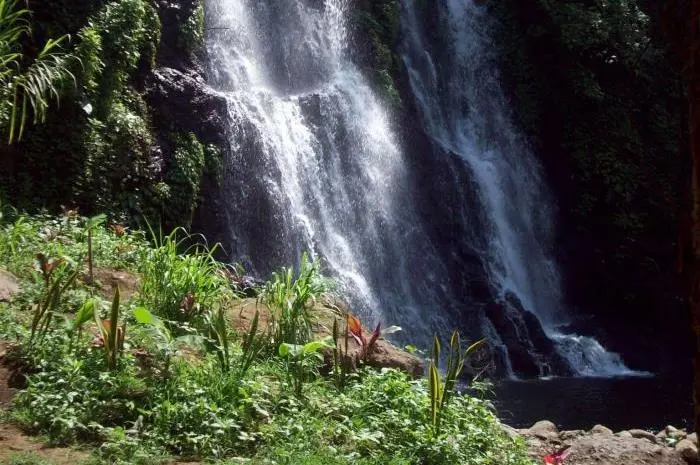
12,334 -> 148,444
137,227 -> 232,325
260,253 -> 330,346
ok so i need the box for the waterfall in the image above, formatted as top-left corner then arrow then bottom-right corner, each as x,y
204,0 -> 638,377
399,0 -> 635,377
204,0 -> 451,346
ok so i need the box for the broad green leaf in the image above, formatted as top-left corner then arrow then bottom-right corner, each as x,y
133,306 -> 155,325
279,342 -> 302,358
73,298 -> 96,329
302,339 -> 332,354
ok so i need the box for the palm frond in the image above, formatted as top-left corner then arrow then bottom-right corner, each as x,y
0,0 -> 78,143
9,35 -> 77,143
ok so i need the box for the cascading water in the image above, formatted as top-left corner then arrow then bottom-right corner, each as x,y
204,0 -> 452,347
204,0 -> 639,378
399,0 -> 636,377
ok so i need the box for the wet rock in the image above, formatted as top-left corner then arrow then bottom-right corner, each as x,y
145,67 -> 229,147
501,424 -> 521,439
688,433 -> 698,446
590,424 -> 613,435
526,428 -> 686,465
629,429 -> 658,443
485,293 -> 572,378
561,430 -> 586,440
675,439 -> 698,464
364,340 -> 424,378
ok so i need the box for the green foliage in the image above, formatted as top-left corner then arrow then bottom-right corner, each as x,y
74,26 -> 102,96
0,212 -> 534,465
93,287 -> 124,370
279,338 -> 332,398
428,330 -> 485,434
162,133 -> 207,228
237,310 -> 267,378
204,305 -> 233,372
91,0 -> 160,109
1,452 -> 56,465
0,213 -> 146,279
0,0 -> 77,143
261,252 -> 329,347
0,0 -> 164,224
332,317 -> 349,390
137,227 -> 232,324
180,2 -> 205,53
29,255 -> 80,346
12,337 -> 147,444
258,368 -> 532,465
85,214 -> 106,284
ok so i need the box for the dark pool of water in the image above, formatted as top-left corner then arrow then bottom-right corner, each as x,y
488,375 -> 694,431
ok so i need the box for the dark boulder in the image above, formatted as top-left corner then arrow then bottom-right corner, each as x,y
486,292 -> 573,378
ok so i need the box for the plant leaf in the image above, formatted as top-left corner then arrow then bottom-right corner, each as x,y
133,306 -> 155,325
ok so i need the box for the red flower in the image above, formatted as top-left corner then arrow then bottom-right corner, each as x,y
544,445 -> 571,465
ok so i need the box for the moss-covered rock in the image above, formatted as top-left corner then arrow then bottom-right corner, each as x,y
0,0 -> 227,232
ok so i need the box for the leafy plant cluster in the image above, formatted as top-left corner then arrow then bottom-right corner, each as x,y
0,0 -> 215,231
0,213 -> 533,465
179,1 -> 205,54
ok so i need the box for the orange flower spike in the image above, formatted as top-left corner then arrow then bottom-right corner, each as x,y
347,313 -> 364,343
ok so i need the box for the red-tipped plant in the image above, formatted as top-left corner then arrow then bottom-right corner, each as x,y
544,445 -> 571,465
346,313 -> 401,361
347,313 -> 381,360
110,223 -> 128,237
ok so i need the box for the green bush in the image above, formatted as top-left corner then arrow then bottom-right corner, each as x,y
260,253 -> 330,346
12,337 -> 148,444
137,227 -> 232,325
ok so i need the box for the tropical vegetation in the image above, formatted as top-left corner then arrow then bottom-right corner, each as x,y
0,210 -> 533,464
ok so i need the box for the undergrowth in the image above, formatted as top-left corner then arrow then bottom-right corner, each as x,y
0,212 -> 534,465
